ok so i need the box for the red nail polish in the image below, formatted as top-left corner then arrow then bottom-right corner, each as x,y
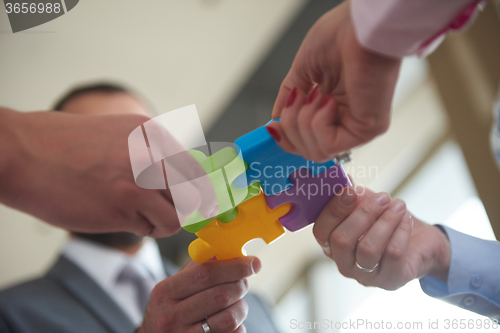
286,87 -> 298,108
320,95 -> 332,108
266,126 -> 281,142
305,86 -> 319,105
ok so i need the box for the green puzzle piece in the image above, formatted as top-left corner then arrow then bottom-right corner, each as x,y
183,147 -> 260,233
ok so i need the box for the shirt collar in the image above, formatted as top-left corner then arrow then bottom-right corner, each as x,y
62,237 -> 167,292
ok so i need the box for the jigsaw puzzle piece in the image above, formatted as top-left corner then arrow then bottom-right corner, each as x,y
265,164 -> 351,232
188,192 -> 291,263
233,119 -> 335,196
182,147 -> 260,233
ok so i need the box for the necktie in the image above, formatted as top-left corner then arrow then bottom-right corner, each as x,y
117,263 -> 157,314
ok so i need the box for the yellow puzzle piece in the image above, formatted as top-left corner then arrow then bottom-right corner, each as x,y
188,192 -> 291,263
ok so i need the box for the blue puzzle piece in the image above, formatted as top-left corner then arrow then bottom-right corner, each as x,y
234,119 -> 336,195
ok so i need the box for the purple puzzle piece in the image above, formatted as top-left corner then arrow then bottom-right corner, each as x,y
265,164 -> 351,232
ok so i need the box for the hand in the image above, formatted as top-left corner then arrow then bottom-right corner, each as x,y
313,186 -> 451,290
267,0 -> 401,161
0,108 -> 216,238
138,257 -> 261,333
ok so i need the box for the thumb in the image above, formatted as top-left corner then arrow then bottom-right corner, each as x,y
180,257 -> 219,272
180,260 -> 199,271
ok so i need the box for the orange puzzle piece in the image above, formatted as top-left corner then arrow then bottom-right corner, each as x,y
188,192 -> 291,263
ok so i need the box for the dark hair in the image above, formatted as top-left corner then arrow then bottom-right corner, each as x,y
52,82 -> 131,111
72,232 -> 144,248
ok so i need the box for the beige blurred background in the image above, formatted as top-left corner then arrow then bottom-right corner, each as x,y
1,1 -> 499,332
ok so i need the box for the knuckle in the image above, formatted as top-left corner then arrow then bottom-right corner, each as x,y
312,225 -> 328,245
219,309 -> 240,332
212,286 -> 232,307
237,279 -> 249,295
358,202 -> 375,218
239,299 -> 249,317
148,284 -> 163,307
380,278 -> 404,291
375,118 -> 390,135
324,198 -> 345,220
236,261 -> 254,278
398,218 -> 413,233
361,116 -> 390,138
156,313 -> 176,332
330,231 -> 350,250
337,266 -> 353,279
357,278 -> 372,287
147,286 -> 177,329
375,215 -> 393,230
385,244 -> 403,260
382,282 -> 400,291
135,219 -> 154,237
357,240 -> 377,259
197,264 -> 215,286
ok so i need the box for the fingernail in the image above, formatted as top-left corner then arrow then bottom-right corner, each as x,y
402,211 -> 414,228
322,245 -> 332,256
266,126 -> 281,142
305,86 -> 319,105
340,190 -> 356,206
372,192 -> 390,206
320,94 -> 332,108
390,200 -> 405,212
286,87 -> 298,108
251,258 -> 262,274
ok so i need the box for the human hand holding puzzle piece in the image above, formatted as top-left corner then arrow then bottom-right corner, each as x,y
185,120 -> 351,263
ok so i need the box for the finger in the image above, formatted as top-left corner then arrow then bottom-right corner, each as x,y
272,71 -> 315,119
234,324 -> 247,333
182,260 -> 199,271
140,192 -> 182,238
161,164 -> 204,223
280,87 -> 310,158
297,87 -> 331,162
178,279 -> 249,324
272,84 -> 293,120
312,186 -> 357,256
329,192 -> 391,267
163,151 -> 218,220
195,299 -> 249,333
355,199 -> 407,270
265,122 -> 300,155
164,257 -> 260,300
378,212 -> 414,290
311,100 -> 364,157
135,119 -> 217,219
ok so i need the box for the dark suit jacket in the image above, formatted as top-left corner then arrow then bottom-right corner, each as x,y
0,256 -> 280,333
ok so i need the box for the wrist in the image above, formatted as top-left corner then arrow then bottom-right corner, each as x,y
0,108 -> 22,188
427,225 -> 451,282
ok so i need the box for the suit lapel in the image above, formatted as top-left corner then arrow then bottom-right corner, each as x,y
47,256 -> 137,333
